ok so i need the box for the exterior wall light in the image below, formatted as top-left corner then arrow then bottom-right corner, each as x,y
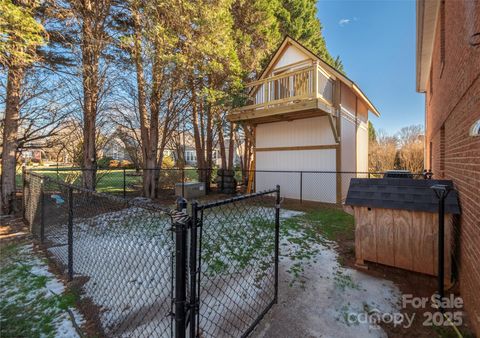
469,119 -> 480,137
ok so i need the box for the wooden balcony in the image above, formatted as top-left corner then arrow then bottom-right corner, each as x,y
229,60 -> 336,124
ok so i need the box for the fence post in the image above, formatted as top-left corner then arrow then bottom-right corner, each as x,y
189,201 -> 199,338
299,171 -> 303,204
181,168 -> 185,198
22,167 -> 27,221
431,184 -> 451,313
174,198 -> 188,338
67,186 -> 74,281
123,168 -> 127,199
274,185 -> 281,303
40,180 -> 45,243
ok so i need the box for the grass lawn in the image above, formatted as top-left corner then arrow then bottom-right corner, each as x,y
273,204 -> 355,286
0,242 -> 82,337
17,167 -> 215,194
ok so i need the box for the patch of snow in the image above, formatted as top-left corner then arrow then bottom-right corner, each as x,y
30,265 -> 65,296
1,245 -> 84,337
252,237 -> 402,338
279,209 -> 305,219
46,207 -> 173,337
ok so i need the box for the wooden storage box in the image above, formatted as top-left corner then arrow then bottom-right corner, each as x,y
354,207 -> 453,278
345,178 -> 460,280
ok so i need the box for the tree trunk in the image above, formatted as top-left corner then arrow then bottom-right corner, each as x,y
205,105 -> 213,189
1,65 -> 24,214
190,77 -> 206,181
146,49 -> 161,198
131,5 -> 156,198
217,118 -> 227,169
227,122 -> 235,170
81,14 -> 99,190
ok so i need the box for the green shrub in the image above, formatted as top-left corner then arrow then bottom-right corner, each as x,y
98,156 -> 113,169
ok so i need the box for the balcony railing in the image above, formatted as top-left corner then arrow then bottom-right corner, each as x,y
238,61 -> 335,112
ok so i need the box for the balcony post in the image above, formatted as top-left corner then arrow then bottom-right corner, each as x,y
264,81 -> 269,109
313,61 -> 319,97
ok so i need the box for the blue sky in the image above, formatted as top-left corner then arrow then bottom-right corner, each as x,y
316,0 -> 425,135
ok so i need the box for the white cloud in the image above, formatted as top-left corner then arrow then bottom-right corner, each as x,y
338,18 -> 351,27
339,17 -> 358,27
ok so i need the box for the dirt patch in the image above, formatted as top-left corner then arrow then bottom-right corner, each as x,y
31,242 -> 105,337
0,213 -> 30,243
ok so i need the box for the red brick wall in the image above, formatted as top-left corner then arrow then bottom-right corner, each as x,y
425,0 -> 480,332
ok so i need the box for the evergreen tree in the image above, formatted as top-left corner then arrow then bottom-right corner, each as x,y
368,121 -> 377,143
276,0 -> 344,72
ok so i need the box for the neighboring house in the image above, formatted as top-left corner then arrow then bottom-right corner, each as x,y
416,0 -> 480,333
102,138 -> 131,161
168,132 -> 242,167
228,36 -> 380,203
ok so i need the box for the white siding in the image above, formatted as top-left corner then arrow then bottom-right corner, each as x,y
254,116 -> 338,203
255,149 -> 337,203
356,101 -> 369,173
256,117 -> 336,148
273,45 -> 310,70
340,110 -> 357,199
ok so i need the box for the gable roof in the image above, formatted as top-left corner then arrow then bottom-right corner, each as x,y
258,36 -> 381,117
345,178 -> 460,214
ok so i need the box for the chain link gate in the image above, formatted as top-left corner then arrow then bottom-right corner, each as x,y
173,186 -> 281,338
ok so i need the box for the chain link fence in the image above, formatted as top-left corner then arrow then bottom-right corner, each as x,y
24,171 -> 175,337
26,167 -> 432,204
23,171 -> 280,338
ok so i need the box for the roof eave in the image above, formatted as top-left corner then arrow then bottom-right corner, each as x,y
416,0 -> 440,93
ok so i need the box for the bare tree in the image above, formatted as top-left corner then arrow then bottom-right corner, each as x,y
397,125 -> 424,173
369,130 -> 398,173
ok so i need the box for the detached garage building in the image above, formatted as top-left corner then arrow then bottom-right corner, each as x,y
228,37 -> 380,203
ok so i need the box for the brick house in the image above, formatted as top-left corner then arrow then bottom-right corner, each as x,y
416,0 -> 480,332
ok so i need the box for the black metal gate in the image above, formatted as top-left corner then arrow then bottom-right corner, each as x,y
174,186 -> 281,338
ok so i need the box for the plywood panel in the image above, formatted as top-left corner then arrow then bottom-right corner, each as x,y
432,214 -> 452,279
412,212 -> 436,275
355,207 -> 377,263
354,208 -> 453,280
375,209 -> 395,266
393,210 -> 413,270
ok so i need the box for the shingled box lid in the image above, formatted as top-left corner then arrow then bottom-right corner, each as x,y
344,178 -> 460,214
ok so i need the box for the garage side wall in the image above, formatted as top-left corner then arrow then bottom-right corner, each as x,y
356,101 -> 369,174
255,116 -> 337,202
340,84 -> 370,199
